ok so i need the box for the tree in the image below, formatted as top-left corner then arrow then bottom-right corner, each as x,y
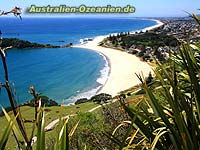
91,93 -> 112,104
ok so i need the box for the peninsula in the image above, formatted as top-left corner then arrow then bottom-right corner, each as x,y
1,38 -> 73,49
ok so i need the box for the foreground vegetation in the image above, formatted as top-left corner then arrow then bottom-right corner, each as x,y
0,102 -> 99,149
104,14 -> 200,149
112,42 -> 200,149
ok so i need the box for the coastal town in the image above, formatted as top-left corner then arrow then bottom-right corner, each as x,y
100,17 -> 200,62
156,17 -> 200,43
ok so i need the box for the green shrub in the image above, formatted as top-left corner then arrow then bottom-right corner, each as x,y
91,93 -> 112,104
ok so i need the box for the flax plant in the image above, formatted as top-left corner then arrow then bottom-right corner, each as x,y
109,14 -> 200,150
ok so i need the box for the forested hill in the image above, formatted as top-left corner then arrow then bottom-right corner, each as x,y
1,38 -> 60,49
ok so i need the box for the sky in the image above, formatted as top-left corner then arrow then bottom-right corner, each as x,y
1,0 -> 200,17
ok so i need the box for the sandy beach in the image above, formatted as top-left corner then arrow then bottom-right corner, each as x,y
74,19 -> 163,96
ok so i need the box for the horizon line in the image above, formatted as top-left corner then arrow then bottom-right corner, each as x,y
0,15 -> 190,19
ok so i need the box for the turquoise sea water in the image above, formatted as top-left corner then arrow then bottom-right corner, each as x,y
0,17 -> 157,107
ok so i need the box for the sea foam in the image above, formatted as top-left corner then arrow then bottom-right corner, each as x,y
65,52 -> 110,104
96,52 -> 110,85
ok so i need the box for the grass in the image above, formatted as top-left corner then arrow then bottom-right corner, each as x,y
0,86 -> 167,149
0,102 -> 99,149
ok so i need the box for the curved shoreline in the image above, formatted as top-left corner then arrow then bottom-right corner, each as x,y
95,51 -> 111,94
73,19 -> 163,96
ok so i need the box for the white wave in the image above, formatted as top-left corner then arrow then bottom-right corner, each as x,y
64,86 -> 101,104
64,48 -> 110,105
96,52 -> 110,85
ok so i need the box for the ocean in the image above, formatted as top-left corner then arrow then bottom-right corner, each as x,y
0,17 -> 157,107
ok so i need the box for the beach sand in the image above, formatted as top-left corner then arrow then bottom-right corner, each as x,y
74,20 -> 163,96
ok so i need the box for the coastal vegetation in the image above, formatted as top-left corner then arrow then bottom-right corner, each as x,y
107,32 -> 179,48
1,38 -> 73,49
102,31 -> 179,62
1,38 -> 60,49
75,93 -> 112,105
91,93 -> 112,104
25,96 -> 58,107
0,96 -> 58,117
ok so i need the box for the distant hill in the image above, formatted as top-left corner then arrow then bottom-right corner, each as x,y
1,38 -> 60,49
